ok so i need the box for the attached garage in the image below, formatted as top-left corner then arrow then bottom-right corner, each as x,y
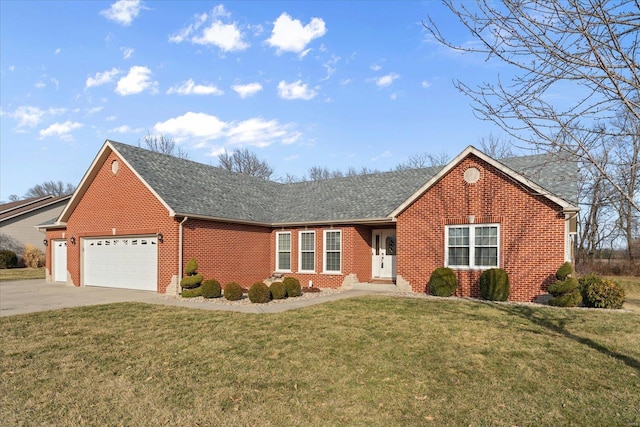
53,240 -> 67,282
82,236 -> 158,291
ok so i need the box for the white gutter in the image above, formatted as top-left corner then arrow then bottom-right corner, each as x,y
178,216 -> 188,296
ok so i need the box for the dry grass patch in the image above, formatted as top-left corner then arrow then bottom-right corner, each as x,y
1,297 -> 639,426
0,267 -> 45,281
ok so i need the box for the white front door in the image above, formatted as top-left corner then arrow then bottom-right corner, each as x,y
372,230 -> 396,279
53,240 -> 67,282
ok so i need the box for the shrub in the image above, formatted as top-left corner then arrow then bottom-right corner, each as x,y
548,276 -> 581,307
549,291 -> 582,307
547,277 -> 579,295
22,244 -> 45,268
224,282 -> 244,301
479,268 -> 510,301
579,275 -> 625,309
180,274 -> 203,289
181,287 -> 202,298
0,250 -> 18,269
283,277 -> 302,297
248,282 -> 271,303
428,267 -> 457,297
556,262 -> 573,280
270,281 -> 287,299
200,279 -> 222,298
185,258 -> 198,275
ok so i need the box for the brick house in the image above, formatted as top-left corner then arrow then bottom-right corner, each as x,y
42,140 -> 578,302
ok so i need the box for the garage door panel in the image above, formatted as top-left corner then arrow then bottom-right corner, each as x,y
83,236 -> 157,291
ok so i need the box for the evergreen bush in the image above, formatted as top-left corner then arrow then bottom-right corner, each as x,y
548,270 -> 581,307
428,267 -> 457,297
180,274 -> 204,289
579,275 -> 625,309
556,262 -> 573,280
548,290 -> 582,307
200,279 -> 222,298
224,282 -> 244,301
0,250 -> 18,269
181,287 -> 202,298
479,268 -> 510,301
283,277 -> 302,297
185,258 -> 198,275
548,277 -> 579,295
248,282 -> 271,303
270,281 -> 287,299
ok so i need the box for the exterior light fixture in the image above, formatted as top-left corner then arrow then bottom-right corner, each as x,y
157,233 -> 163,243
70,237 -> 76,245
43,239 -> 48,246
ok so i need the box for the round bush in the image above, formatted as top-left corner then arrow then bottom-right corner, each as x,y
0,249 -> 18,269
580,277 -> 625,309
428,267 -> 457,297
181,286 -> 202,298
548,277 -> 579,296
180,274 -> 203,290
248,282 -> 272,303
270,281 -> 287,299
479,268 -> 510,301
224,282 -> 244,301
283,277 -> 302,297
200,279 -> 222,298
185,257 -> 198,275
556,262 -> 573,280
549,289 -> 582,307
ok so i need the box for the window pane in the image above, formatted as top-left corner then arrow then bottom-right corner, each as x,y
300,233 -> 314,251
278,233 -> 291,251
278,252 -> 291,270
448,227 -> 469,246
475,227 -> 497,246
301,252 -> 314,271
448,247 -> 469,266
475,247 -> 498,266
325,231 -> 340,251
326,252 -> 340,272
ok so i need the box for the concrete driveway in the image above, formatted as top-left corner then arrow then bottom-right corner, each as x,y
0,279 -> 381,316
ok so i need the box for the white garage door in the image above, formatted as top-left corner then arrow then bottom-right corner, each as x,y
53,240 -> 67,282
83,236 -> 158,291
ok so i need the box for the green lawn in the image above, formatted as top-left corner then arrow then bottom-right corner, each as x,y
1,296 -> 639,426
0,267 -> 45,281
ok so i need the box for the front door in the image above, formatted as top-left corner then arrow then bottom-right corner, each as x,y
372,230 -> 396,279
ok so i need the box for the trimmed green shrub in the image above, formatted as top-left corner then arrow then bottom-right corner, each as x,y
248,282 -> 271,303
579,275 -> 625,309
185,258 -> 198,275
0,250 -> 18,269
224,282 -> 243,301
180,274 -> 203,289
549,290 -> 582,307
283,277 -> 302,297
428,267 -> 457,297
548,277 -> 579,295
181,287 -> 202,298
548,276 -> 581,307
201,279 -> 222,298
479,268 -> 510,301
556,262 -> 573,280
270,281 -> 287,299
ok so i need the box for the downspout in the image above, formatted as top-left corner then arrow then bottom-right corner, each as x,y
178,216 -> 189,296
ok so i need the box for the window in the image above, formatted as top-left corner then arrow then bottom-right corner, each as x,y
299,231 -> 315,272
445,224 -> 499,268
276,232 -> 291,271
323,230 -> 341,273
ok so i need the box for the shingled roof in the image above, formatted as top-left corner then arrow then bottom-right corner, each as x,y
61,140 -> 578,226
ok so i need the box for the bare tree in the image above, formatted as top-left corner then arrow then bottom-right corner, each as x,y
425,0 -> 640,212
478,134 -> 515,159
24,181 -> 75,198
218,148 -> 273,180
139,132 -> 189,159
395,151 -> 450,170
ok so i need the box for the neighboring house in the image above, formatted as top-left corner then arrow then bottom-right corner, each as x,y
42,140 -> 578,302
0,195 -> 71,256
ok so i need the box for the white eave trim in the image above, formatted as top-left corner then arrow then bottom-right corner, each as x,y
390,145 -> 579,218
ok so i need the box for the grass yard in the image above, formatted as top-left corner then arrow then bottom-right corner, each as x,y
0,267 -> 45,281
612,275 -> 640,312
1,296 -> 639,426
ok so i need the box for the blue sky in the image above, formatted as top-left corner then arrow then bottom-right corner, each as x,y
0,0 -> 508,200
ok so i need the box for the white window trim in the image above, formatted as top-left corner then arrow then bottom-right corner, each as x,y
275,231 -> 292,272
298,230 -> 316,273
444,223 -> 500,269
323,229 -> 342,274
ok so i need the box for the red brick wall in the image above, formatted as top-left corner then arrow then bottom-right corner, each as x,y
182,219 -> 271,288
397,154 -> 566,302
267,225 -> 373,289
65,152 -> 179,292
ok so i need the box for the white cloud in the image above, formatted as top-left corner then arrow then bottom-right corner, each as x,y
122,47 -> 134,59
54,48 -> 61,54
171,6 -> 247,52
231,82 -> 263,98
375,72 -> 400,88
227,118 -> 292,147
109,124 -> 143,133
277,80 -> 318,100
35,81 -> 46,89
167,79 -> 223,96
115,66 -> 158,95
86,68 -> 120,89
267,12 -> 326,54
39,121 -> 83,140
370,64 -> 382,71
8,106 -> 65,128
87,106 -> 104,114
100,0 -> 144,26
421,80 -> 432,89
153,112 -> 227,141
371,150 -> 392,162
321,55 -> 340,81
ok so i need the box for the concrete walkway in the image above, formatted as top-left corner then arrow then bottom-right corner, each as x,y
0,279 -> 386,317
